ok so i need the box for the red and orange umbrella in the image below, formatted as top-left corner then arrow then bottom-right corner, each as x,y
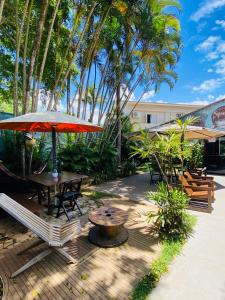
0,111 -> 102,176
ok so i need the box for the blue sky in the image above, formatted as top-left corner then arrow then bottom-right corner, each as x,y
138,0 -> 225,105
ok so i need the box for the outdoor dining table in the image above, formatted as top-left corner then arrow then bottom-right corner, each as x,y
28,171 -> 88,214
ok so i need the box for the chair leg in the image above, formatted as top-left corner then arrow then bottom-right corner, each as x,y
62,202 -> 70,220
17,239 -> 44,255
11,248 -> 52,278
56,199 -> 62,218
72,198 -> 82,216
54,247 -> 77,264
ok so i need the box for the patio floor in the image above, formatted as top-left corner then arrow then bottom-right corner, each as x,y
0,196 -> 160,300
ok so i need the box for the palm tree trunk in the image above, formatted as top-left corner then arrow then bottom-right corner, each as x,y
34,0 -> 61,111
22,0 -> 33,101
116,85 -> 121,166
14,0 -> 30,116
0,0 -> 5,24
67,72 -> 71,114
24,0 -> 49,114
49,2 -> 97,110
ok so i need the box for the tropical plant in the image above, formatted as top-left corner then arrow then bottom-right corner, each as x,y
131,118 -> 199,239
148,182 -> 192,239
59,139 -> 118,183
0,0 -> 182,175
186,142 -> 204,170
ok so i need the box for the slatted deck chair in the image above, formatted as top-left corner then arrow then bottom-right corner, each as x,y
189,167 -> 207,177
184,171 -> 215,201
0,193 -> 81,278
179,176 -> 213,213
185,170 -> 214,181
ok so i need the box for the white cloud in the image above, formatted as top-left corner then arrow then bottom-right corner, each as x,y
195,36 -> 220,52
216,94 -> 225,101
215,56 -> 225,75
196,37 -> 225,75
142,90 -> 155,101
191,0 -> 225,22
207,94 -> 215,100
156,100 -> 168,103
192,78 -> 223,93
215,20 -> 225,29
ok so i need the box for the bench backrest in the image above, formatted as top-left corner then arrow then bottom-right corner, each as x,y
179,176 -> 193,195
0,193 -> 81,247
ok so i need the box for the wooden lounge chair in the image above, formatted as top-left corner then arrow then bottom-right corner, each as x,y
185,170 -> 214,181
0,193 -> 81,278
189,167 -> 207,177
179,176 -> 213,213
184,171 -> 215,201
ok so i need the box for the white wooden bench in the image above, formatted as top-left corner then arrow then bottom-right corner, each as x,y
0,193 -> 81,278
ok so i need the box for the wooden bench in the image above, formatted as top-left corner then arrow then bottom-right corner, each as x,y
179,176 -> 213,213
0,193 -> 81,278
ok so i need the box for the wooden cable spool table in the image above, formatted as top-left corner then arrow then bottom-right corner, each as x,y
88,206 -> 129,247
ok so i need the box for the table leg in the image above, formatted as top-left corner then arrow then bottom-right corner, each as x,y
47,187 -> 51,215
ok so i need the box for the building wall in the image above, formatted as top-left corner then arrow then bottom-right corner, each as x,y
124,102 -> 203,130
182,98 -> 225,130
180,98 -> 225,172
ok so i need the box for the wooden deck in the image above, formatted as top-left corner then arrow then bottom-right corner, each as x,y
0,198 -> 160,300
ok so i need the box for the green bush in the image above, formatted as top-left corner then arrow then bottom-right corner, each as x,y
148,182 -> 192,240
186,142 -> 204,170
59,140 -> 118,183
0,131 -> 23,173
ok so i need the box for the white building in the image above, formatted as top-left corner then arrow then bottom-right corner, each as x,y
124,101 -> 203,130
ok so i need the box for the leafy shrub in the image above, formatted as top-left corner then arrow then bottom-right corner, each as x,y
0,131 -> 23,173
186,142 -> 204,170
59,140 -> 118,183
148,182 -> 192,240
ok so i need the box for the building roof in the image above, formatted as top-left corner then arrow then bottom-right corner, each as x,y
126,101 -> 203,108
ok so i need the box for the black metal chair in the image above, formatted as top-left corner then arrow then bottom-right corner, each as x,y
55,180 -> 83,220
148,163 -> 163,185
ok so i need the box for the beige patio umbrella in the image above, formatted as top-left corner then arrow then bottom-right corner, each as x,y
0,111 -> 102,175
149,123 -> 225,140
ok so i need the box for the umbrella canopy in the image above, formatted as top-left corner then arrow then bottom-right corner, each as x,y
0,112 -> 102,176
0,111 -> 102,132
149,123 -> 225,140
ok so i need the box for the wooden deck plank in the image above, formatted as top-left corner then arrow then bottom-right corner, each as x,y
0,200 -> 161,300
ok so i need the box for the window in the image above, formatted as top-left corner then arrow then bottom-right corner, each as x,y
146,114 -> 151,124
219,137 -> 225,156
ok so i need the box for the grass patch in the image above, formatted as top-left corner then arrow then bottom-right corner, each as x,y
82,189 -> 121,201
132,215 -> 197,300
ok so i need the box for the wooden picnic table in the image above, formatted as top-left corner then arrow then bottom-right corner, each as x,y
28,171 -> 88,214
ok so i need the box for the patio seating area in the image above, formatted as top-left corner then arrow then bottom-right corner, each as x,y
0,192 -> 160,300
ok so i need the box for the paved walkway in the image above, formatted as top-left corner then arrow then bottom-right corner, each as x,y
91,172 -> 155,202
151,175 -> 225,300
93,173 -> 225,300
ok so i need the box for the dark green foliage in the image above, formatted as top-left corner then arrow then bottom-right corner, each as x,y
0,131 -> 23,173
148,182 -> 192,240
186,142 -> 204,170
59,140 -> 118,183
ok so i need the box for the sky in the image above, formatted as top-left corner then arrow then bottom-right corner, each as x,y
137,0 -> 225,105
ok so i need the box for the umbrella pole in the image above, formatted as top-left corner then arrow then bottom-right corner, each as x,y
51,126 -> 57,174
